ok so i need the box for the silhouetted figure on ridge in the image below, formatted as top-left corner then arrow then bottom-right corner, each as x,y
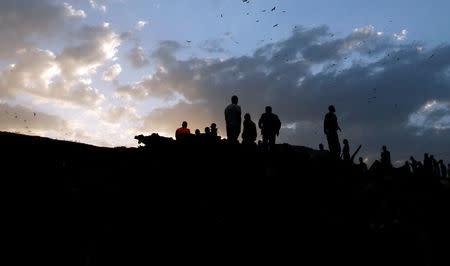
242,113 -> 257,145
424,153 -> 432,175
319,143 -> 325,151
195,129 -> 201,137
431,155 -> 440,178
210,123 -> 218,138
175,121 -> 191,141
380,145 -> 392,168
224,95 -> 242,143
358,157 -> 368,172
402,161 -> 412,174
258,106 -> 281,150
342,139 -> 350,161
205,127 -> 211,136
323,105 -> 341,158
410,156 -> 418,174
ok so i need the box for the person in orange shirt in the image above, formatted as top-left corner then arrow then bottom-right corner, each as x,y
175,121 -> 191,140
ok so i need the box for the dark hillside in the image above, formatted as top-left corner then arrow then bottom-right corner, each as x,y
1,132 -> 449,265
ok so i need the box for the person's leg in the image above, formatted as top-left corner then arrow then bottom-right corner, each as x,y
262,135 -> 268,146
269,134 -> 275,147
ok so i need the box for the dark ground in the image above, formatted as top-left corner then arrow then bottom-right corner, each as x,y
1,131 -> 449,265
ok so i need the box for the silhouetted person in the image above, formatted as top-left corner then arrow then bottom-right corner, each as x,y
424,153 -> 432,175
319,143 -> 325,151
431,155 -> 440,177
358,157 -> 368,172
402,161 -> 411,174
242,113 -> 257,145
438,160 -> 447,179
410,156 -> 418,174
195,129 -> 201,137
258,106 -> 281,150
342,139 -> 350,161
175,121 -> 190,141
224,95 -> 241,143
324,105 -> 341,158
205,127 -> 211,136
210,123 -> 218,138
380,145 -> 392,168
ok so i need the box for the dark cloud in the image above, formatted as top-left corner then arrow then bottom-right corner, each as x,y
126,46 -> 150,68
0,0 -> 85,59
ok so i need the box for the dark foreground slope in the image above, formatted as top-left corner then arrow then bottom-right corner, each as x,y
1,132 -> 449,265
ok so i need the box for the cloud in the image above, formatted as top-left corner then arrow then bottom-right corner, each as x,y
98,105 -> 140,124
57,24 -> 122,79
122,25 -> 450,162
103,64 -> 122,81
0,0 -> 84,59
394,29 -> 408,41
0,103 -> 68,133
63,3 -> 87,19
136,21 -> 148,31
127,46 -> 150,68
89,0 -> 107,12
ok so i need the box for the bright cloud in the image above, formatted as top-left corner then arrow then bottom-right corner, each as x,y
103,64 -> 122,81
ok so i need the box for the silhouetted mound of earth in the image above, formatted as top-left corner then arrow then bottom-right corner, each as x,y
1,131 -> 449,265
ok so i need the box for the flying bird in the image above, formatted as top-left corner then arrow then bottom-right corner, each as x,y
273,24 -> 279,27
256,20 -> 259,22
262,10 -> 266,12
429,54 -> 434,59
271,7 -> 276,11
186,40 -> 191,43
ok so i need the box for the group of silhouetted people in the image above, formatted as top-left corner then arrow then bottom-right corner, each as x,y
171,97 -> 449,179
224,95 -> 281,149
173,95 -> 282,149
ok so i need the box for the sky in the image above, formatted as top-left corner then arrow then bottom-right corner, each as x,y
0,0 -> 449,165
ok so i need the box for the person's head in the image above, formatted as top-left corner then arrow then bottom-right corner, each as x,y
265,106 -> 272,113
424,153 -> 429,159
382,145 -> 387,151
244,113 -> 251,121
343,139 -> 349,145
205,127 -> 211,134
359,157 -> 364,163
182,121 -> 188,128
410,156 -> 415,161
210,123 -> 216,129
195,129 -> 200,136
231,95 -> 238,104
319,143 -> 324,150
328,105 -> 335,113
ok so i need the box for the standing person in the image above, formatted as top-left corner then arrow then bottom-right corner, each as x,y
242,113 -> 257,145
210,123 -> 218,138
358,157 -> 368,172
175,121 -> 190,141
323,105 -> 341,158
258,106 -> 281,150
224,95 -> 241,143
380,145 -> 392,168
